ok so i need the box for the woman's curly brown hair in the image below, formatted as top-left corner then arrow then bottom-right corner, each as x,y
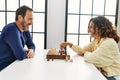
88,16 -> 120,43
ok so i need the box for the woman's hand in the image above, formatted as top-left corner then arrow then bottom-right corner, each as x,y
60,42 -> 73,49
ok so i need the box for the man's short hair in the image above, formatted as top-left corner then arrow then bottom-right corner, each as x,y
15,5 -> 33,21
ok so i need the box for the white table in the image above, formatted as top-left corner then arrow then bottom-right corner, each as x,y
0,49 -> 107,80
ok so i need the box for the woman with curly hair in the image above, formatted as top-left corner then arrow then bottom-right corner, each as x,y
60,16 -> 120,80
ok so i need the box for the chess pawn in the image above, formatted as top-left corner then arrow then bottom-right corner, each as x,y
60,49 -> 64,55
70,59 -> 73,62
64,50 -> 67,55
59,50 -> 62,55
65,55 -> 69,62
59,50 -> 60,53
62,49 -> 65,55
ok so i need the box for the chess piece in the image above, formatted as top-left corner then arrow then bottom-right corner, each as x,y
65,55 -> 70,62
70,59 -> 73,62
48,48 -> 57,55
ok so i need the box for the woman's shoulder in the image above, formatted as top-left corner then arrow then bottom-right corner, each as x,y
101,38 -> 118,46
102,38 -> 115,42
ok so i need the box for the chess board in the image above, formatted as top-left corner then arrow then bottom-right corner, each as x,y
46,49 -> 70,61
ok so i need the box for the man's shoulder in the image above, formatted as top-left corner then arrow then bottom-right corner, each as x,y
1,22 -> 20,36
3,23 -> 18,31
6,22 -> 16,28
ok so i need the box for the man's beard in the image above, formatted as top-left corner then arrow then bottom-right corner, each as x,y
22,25 -> 26,31
21,21 -> 27,31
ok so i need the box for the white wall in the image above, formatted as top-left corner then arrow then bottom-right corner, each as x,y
117,0 -> 120,51
47,0 -> 120,49
117,0 -> 120,33
47,0 -> 66,49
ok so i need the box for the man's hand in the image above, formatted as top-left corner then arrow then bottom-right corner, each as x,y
26,49 -> 35,58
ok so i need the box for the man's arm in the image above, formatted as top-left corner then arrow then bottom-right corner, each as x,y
3,27 -> 27,60
25,31 -> 36,58
25,31 -> 35,51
